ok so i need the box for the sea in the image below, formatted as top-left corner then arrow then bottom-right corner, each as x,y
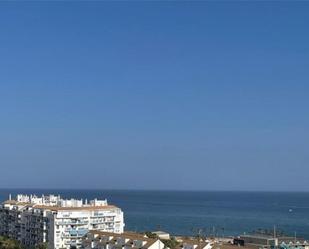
1,189 -> 309,239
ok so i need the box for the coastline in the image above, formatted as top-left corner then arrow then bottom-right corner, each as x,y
1,189 -> 308,239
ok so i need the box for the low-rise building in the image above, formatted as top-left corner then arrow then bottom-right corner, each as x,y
279,241 -> 309,249
239,235 -> 278,248
232,235 -> 309,249
175,238 -> 213,249
82,230 -> 165,249
152,231 -> 170,240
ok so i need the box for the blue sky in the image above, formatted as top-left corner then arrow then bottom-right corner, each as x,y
0,2 -> 308,191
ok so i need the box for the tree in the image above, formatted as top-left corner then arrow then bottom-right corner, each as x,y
145,232 -> 158,239
35,243 -> 48,249
162,237 -> 179,249
0,236 -> 22,249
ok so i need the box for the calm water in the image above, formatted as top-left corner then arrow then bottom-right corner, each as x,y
1,189 -> 309,238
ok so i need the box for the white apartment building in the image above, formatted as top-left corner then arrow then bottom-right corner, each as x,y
0,194 -> 124,249
81,231 -> 165,249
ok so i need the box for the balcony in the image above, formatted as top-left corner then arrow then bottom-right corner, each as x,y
56,220 -> 88,225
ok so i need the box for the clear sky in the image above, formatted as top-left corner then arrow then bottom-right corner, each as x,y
0,2 -> 308,191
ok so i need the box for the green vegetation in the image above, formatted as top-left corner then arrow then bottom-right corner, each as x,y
144,232 -> 179,249
0,237 -> 47,249
145,232 -> 158,239
0,236 -> 21,249
33,243 -> 47,249
162,237 -> 179,249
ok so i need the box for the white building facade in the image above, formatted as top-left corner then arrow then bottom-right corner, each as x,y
0,194 -> 124,249
82,231 -> 165,249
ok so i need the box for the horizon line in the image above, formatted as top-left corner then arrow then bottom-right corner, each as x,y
1,187 -> 309,193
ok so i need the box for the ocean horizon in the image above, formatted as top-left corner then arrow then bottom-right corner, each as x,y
1,189 -> 309,239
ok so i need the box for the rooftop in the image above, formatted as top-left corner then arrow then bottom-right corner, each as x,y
2,194 -> 120,211
85,231 -> 161,249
